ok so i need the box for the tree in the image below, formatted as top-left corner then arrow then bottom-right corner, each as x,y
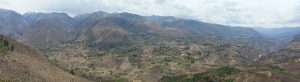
3,40 -> 8,46
10,45 -> 14,51
69,69 -> 75,75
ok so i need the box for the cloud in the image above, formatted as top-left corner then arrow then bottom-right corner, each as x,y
287,6 -> 300,25
0,0 -> 299,28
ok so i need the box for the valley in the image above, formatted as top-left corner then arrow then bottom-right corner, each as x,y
0,8 -> 299,82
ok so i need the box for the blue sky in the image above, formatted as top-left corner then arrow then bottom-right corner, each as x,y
0,0 -> 299,28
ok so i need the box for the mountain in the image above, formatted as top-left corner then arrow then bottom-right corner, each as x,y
0,35 -> 91,82
254,27 -> 300,39
73,12 -> 266,50
0,8 -> 267,50
146,16 -> 261,38
0,9 -> 76,49
0,9 -> 28,39
21,12 -> 75,49
254,27 -> 300,51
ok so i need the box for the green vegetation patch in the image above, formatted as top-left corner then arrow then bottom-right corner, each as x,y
0,38 -> 14,55
268,65 -> 287,73
225,78 -> 235,82
107,79 -> 128,82
109,70 -> 127,78
161,66 -> 240,82
0,43 -> 11,55
191,72 -> 207,81
184,53 -> 195,63
213,66 -> 240,77
161,75 -> 190,82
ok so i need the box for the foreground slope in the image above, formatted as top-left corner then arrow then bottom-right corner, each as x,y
0,35 -> 91,82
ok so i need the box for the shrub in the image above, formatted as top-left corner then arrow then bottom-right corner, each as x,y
69,69 -> 75,75
0,44 -> 11,55
0,39 -> 13,55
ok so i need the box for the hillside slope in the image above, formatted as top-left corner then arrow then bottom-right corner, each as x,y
261,34 -> 300,76
0,35 -> 91,82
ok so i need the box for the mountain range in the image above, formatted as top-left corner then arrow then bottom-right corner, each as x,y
0,8 -> 299,82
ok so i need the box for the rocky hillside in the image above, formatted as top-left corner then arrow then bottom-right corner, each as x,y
0,35 -> 91,82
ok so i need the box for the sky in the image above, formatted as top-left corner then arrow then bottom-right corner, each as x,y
0,0 -> 299,28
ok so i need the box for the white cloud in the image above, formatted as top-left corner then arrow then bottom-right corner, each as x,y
0,0 -> 299,28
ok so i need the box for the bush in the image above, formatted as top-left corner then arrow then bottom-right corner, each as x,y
0,39 -> 13,55
69,69 -> 75,75
0,44 -> 11,55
